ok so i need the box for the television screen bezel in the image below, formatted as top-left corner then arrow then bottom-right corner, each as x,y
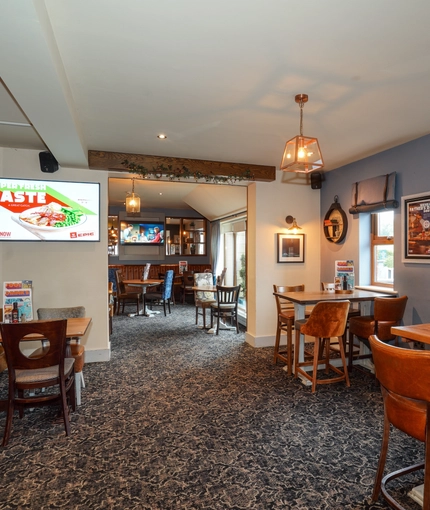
119,220 -> 165,246
0,177 -> 100,242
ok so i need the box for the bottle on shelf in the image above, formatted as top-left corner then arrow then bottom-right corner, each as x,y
12,302 -> 19,323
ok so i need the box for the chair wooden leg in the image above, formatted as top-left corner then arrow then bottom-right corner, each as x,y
274,320 -> 282,364
337,335 -> 350,387
59,379 -> 71,437
216,313 -> 220,335
2,398 -> 14,447
286,321 -> 293,376
348,330 -> 354,372
312,336 -> 321,393
372,411 -> 391,502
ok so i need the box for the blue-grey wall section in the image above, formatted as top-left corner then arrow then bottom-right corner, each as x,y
321,134 -> 430,325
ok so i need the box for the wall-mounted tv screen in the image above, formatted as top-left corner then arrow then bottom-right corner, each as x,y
120,221 -> 164,245
0,178 -> 100,242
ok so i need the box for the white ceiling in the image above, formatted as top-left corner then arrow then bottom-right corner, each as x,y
1,1 -> 430,217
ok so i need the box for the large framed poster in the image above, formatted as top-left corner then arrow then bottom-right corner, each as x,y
402,192 -> 430,263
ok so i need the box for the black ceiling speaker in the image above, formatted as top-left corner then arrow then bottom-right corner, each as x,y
39,151 -> 59,173
310,171 -> 322,190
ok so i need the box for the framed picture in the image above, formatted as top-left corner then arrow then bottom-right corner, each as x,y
277,233 -> 305,263
402,192 -> 430,263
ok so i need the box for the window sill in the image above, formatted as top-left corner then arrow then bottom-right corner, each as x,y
355,285 -> 398,295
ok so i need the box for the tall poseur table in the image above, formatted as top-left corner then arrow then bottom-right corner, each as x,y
123,279 -> 163,316
272,289 -> 395,381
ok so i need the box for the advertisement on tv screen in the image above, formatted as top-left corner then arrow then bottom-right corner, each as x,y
119,221 -> 164,245
0,178 -> 100,241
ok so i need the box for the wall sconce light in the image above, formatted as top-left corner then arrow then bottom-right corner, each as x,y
285,215 -> 302,234
125,178 -> 140,214
280,93 -> 324,174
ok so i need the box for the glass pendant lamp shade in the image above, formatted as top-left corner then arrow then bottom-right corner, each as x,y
280,135 -> 324,173
280,94 -> 324,174
125,179 -> 140,214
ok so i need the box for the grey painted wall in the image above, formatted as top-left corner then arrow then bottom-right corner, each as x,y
320,134 -> 430,325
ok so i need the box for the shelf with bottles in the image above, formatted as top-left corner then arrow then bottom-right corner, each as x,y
165,217 -> 207,256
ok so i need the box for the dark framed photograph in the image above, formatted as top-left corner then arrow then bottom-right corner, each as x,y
277,233 -> 305,263
402,192 -> 430,263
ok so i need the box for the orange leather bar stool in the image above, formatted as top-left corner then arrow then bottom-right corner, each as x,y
294,300 -> 350,393
369,334 -> 430,509
348,295 -> 408,372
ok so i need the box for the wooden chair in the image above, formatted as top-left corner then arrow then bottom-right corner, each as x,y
194,272 -> 216,329
273,284 -> 311,375
181,271 -> 195,304
210,285 -> 241,335
294,300 -> 350,393
369,334 -> 430,509
144,270 -> 174,316
348,296 -> 408,372
0,319 -> 76,446
321,281 -> 360,360
37,306 -> 86,406
114,270 -> 141,315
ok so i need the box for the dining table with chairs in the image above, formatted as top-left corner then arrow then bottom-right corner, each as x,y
272,287 -> 396,383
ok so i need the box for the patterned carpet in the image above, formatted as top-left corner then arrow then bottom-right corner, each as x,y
0,303 -> 425,509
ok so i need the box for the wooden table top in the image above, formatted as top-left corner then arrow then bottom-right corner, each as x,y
0,317 -> 92,341
391,324 -> 430,344
123,279 -> 163,286
273,289 -> 395,305
192,285 -> 217,292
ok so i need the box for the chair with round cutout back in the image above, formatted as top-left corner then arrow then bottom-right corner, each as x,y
0,319 -> 75,446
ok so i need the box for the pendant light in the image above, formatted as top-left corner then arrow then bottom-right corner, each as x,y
280,94 -> 324,174
125,178 -> 140,214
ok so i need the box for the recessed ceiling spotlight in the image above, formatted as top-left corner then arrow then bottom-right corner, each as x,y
159,192 -> 163,196
157,134 -> 167,139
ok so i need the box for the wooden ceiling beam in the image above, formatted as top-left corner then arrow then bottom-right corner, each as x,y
88,150 -> 276,182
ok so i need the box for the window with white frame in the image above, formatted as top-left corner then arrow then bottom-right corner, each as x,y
371,210 -> 394,286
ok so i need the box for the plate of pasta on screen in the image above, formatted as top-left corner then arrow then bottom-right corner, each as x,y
18,203 -> 86,231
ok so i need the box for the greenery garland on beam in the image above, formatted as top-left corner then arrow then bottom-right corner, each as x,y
122,160 -> 254,184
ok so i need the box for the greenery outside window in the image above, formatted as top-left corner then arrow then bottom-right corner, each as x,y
371,210 -> 394,287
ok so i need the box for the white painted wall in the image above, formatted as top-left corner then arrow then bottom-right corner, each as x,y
0,148 -> 110,361
246,172 -> 321,347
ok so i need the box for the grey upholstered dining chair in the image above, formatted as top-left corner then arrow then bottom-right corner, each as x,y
37,306 -> 86,405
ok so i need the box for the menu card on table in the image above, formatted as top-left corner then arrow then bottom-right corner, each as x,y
335,260 -> 355,290
2,280 -> 33,322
